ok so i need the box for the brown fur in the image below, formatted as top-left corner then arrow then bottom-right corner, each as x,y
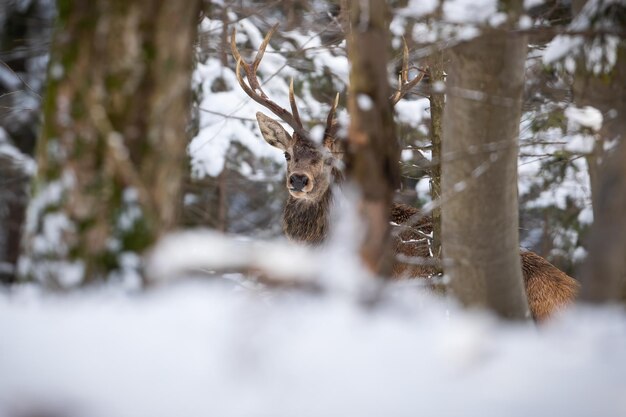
390,202 -> 579,321
283,189 -> 332,245
390,203 -> 437,278
520,251 -> 580,321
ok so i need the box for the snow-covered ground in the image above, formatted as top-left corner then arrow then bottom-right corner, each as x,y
1,279 -> 626,417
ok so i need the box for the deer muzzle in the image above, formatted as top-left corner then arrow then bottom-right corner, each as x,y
289,173 -> 312,192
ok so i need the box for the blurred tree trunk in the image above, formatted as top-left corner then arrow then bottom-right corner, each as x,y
422,0 -> 446,268
0,155 -> 31,283
441,0 -> 530,320
20,0 -> 199,286
580,138 -> 626,302
346,0 -> 400,276
574,0 -> 626,301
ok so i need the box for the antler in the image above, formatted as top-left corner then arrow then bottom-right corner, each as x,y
231,24 -> 309,139
323,92 -> 340,148
390,38 -> 426,106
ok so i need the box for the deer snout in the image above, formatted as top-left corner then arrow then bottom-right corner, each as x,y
289,174 -> 310,191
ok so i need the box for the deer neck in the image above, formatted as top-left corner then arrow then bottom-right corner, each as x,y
283,188 -> 333,245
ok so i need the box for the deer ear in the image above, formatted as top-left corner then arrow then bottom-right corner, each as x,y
256,112 -> 292,151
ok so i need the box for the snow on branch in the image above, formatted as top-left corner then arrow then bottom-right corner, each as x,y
543,0 -> 622,74
146,228 -> 378,296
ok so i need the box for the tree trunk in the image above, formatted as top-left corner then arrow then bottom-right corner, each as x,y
346,0 -> 400,276
580,138 -> 626,302
20,0 -> 199,286
573,0 -> 626,301
428,52 -> 445,264
441,2 -> 530,320
0,155 -> 31,283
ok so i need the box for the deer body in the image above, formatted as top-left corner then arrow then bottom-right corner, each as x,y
281,179 -> 578,321
231,26 -> 579,322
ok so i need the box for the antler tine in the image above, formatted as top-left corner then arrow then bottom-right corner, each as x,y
231,27 -> 265,95
230,24 -> 308,138
253,23 -> 279,73
390,37 -> 426,106
230,27 -> 242,67
323,92 -> 340,148
289,78 -> 303,129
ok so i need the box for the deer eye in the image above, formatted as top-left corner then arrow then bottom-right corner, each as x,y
284,152 -> 291,161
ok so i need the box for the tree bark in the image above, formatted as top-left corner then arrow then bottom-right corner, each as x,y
428,52 -> 445,264
346,0 -> 400,276
20,0 -> 199,286
580,138 -> 626,302
573,0 -> 626,301
441,2 -> 530,319
0,155 -> 31,283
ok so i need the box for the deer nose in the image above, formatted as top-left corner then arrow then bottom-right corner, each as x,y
289,174 -> 309,191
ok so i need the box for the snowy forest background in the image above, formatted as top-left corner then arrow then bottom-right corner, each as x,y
1,0 -> 626,416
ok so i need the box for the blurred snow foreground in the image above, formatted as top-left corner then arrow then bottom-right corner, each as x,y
2,231 -> 626,417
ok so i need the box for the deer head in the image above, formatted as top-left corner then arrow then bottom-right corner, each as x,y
231,24 -> 342,204
231,26 -> 424,204
256,111 -> 343,202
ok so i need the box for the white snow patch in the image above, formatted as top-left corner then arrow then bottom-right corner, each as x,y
310,125 -> 325,144
518,15 -> 533,30
432,81 -> 446,93
488,12 -> 508,28
399,0 -> 438,18
0,127 -> 37,175
578,206 -> 594,225
416,178 -> 431,196
453,181 -> 467,192
0,66 -> 21,89
565,106 -> 603,132
147,231 -> 319,286
524,0 -> 546,9
357,94 -> 373,111
49,62 -> 64,80
394,97 -> 430,128
57,261 -> 86,287
564,134 -> 595,154
572,246 -> 588,262
443,0 -> 498,24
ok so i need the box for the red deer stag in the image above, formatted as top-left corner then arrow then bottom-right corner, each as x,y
231,26 -> 579,322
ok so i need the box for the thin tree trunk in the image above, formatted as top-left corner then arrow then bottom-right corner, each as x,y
0,156 -> 31,283
220,5 -> 229,67
20,0 -> 199,286
346,0 -> 400,276
442,1 -> 530,319
218,169 -> 228,232
428,52 -> 445,263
